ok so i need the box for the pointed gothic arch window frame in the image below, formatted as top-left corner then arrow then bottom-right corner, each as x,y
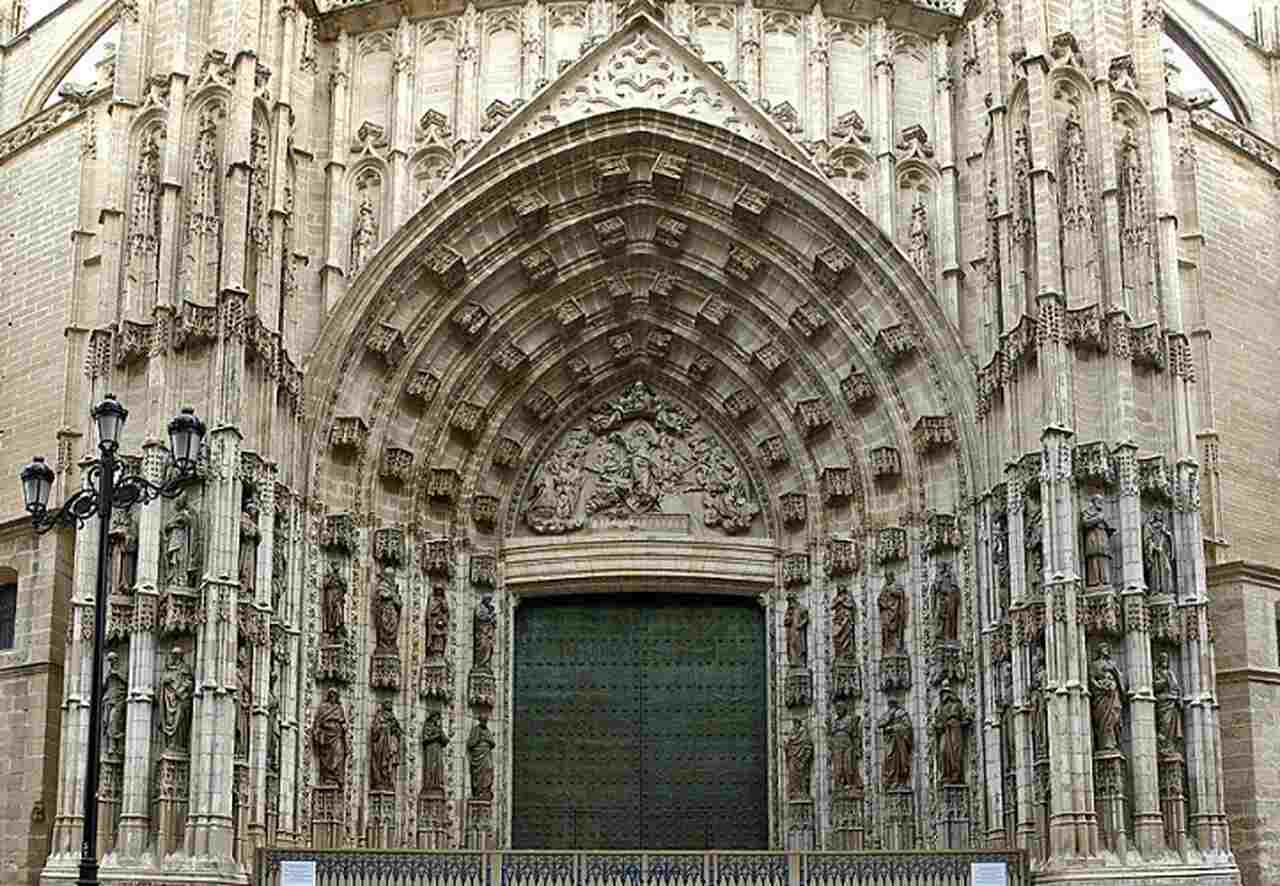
18,0 -> 119,118
1163,12 -> 1252,126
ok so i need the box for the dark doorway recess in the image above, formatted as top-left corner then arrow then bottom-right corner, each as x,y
512,593 -> 769,849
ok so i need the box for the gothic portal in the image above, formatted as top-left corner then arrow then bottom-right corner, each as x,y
0,0 -> 1256,885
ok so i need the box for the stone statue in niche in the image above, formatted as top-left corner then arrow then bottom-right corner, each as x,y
1143,511 -> 1176,597
783,718 -> 814,800
272,538 -> 287,613
467,715 -> 497,800
369,700 -> 403,792
878,571 -> 907,656
1153,649 -> 1184,755
523,382 -> 760,534
907,197 -> 932,279
163,492 -> 197,587
935,688 -> 971,784
831,585 -> 856,663
1024,507 -> 1044,597
373,567 -> 403,655
784,593 -> 809,667
992,513 -> 1010,612
421,710 -> 450,796
1089,641 -> 1127,753
1081,495 -> 1115,588
427,585 -> 449,659
934,563 -> 961,643
829,702 -> 863,795
110,510 -> 138,594
101,650 -> 128,759
1029,646 -> 1049,760
321,563 -> 347,636
313,689 -> 349,786
473,595 -> 497,673
267,689 -> 280,772
879,697 -> 914,787
158,646 -> 194,753
235,643 -> 252,760
239,498 -> 261,593
350,189 -> 380,275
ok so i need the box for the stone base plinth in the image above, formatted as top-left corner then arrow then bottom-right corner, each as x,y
469,670 -> 495,707
883,787 -> 915,850
832,662 -> 860,699
370,654 -> 402,690
366,790 -> 398,849
464,799 -> 494,849
417,791 -> 450,849
153,753 -> 191,861
1094,749 -> 1129,856
832,790 -> 864,850
311,784 -> 344,849
785,668 -> 812,707
939,784 -> 970,848
421,659 -> 451,700
786,799 -> 814,849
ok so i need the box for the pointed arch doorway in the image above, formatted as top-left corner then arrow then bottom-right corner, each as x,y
511,592 -> 768,849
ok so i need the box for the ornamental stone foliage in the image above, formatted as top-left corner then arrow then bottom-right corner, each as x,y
4,1 -> 1247,882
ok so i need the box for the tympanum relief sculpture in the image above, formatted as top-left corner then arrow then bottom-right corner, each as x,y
521,382 -> 760,535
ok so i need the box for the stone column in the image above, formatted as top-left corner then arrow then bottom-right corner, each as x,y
521,0 -> 545,98
871,19 -> 895,237
933,33 -> 959,326
804,4 -> 828,145
738,0 -> 761,100
323,31 -> 351,314
390,17 -> 415,229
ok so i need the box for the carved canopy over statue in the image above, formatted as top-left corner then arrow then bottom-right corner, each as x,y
521,382 -> 761,535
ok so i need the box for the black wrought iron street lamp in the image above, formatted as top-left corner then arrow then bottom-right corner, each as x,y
19,394 -> 205,886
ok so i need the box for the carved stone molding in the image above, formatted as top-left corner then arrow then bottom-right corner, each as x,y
426,244 -> 466,288
781,492 -> 807,527
725,243 -> 763,282
794,397 -> 833,436
875,528 -> 908,564
790,301 -> 828,339
652,153 -> 687,196
875,324 -> 916,366
380,446 -> 414,483
654,215 -> 688,251
453,303 -> 489,338
511,191 -> 549,234
870,446 -> 902,480
596,155 -> 631,194
330,417 -> 370,455
406,369 -> 440,405
822,467 -> 854,503
813,244 -> 853,289
733,184 -> 772,226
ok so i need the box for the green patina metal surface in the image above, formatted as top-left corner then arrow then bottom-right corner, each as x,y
513,594 -> 768,849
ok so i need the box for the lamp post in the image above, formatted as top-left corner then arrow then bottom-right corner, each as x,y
20,394 -> 205,886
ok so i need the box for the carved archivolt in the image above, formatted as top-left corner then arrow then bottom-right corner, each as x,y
519,381 -> 761,535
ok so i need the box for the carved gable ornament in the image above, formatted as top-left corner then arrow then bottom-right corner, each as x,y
457,11 -> 814,175
520,381 -> 761,536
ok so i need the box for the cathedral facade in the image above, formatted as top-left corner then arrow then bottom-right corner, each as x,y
1,0 -> 1278,884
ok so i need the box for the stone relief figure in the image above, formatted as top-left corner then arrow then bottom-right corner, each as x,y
235,644 -> 252,760
321,563 -> 347,636
831,585 -> 856,663
829,702 -> 863,795
1144,511 -> 1176,597
467,715 -> 497,800
314,689 -> 349,786
110,510 -> 138,594
158,646 -> 194,754
1089,641 -> 1127,753
373,567 -> 403,655
239,498 -> 261,593
879,697 -> 914,787
473,595 -> 497,672
369,700 -> 403,792
426,585 -> 450,658
935,688 -> 971,785
1153,650 -> 1184,755
907,197 -> 933,280
350,189 -> 380,276
934,562 -> 961,643
992,514 -> 1010,612
878,571 -> 907,656
421,710 -> 450,796
101,651 -> 128,759
783,718 -> 815,800
1081,495 -> 1114,588
784,593 -> 809,667
1029,646 -> 1049,760
267,690 -> 280,772
163,492 -> 196,587
271,538 -> 287,613
1024,507 -> 1044,596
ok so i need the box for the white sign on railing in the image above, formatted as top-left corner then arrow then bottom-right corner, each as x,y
280,860 -> 317,886
971,861 -> 1008,886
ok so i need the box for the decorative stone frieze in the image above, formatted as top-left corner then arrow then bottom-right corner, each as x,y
521,248 -> 557,287
687,353 -> 714,382
609,331 -> 635,361
875,323 -> 916,366
645,330 -> 673,359
493,437 -> 522,469
783,552 -> 811,586
1066,303 -> 1105,352
593,216 -> 628,253
511,191 -> 549,234
525,388 -> 557,422
794,397 -> 832,436
115,319 -> 153,367
698,296 -> 729,327
567,356 -> 592,383
1004,314 -> 1038,366
604,277 -> 631,305
1083,589 -> 1122,636
649,272 -> 676,302
825,538 -> 857,576
173,301 -> 218,350
781,492 -> 807,527
380,446 -> 414,483
322,513 -> 357,553
841,371 -> 875,409
813,244 -> 853,289
492,339 -> 527,373
725,243 -> 763,281
1168,332 -> 1195,380
912,415 -> 956,454
421,538 -> 454,577
1130,322 -> 1165,370
652,153 -> 687,195
654,216 -> 688,251
429,468 -> 461,501
1074,442 -> 1114,485
596,155 -> 631,194
452,402 -> 486,437
924,512 -> 959,553
426,244 -> 466,288
760,435 -> 789,467
473,495 -> 500,528
330,416 -> 370,454
366,322 -> 407,368
724,390 -> 756,422
453,302 -> 489,338
1139,455 -> 1173,500
556,298 -> 585,331
733,184 -> 772,225
870,446 -> 902,479
406,369 -> 440,404
754,340 -> 788,375
822,467 -> 853,502
373,528 -> 405,566
875,527 -> 908,564
471,551 -> 498,587
790,301 -> 828,338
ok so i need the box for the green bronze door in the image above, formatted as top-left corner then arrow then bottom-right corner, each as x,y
512,594 -> 768,849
